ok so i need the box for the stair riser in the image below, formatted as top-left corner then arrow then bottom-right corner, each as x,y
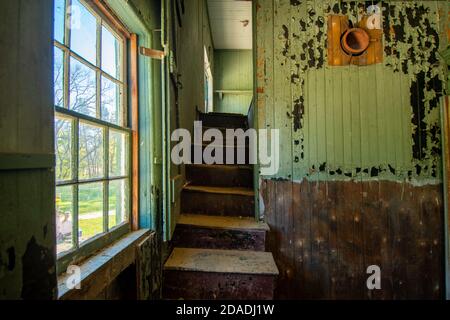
163,271 -> 276,300
172,226 -> 266,251
181,192 -> 255,217
186,166 -> 253,188
202,127 -> 253,139
199,114 -> 247,129
191,145 -> 252,165
202,127 -> 228,137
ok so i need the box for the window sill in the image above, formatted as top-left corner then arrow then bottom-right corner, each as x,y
57,229 -> 150,300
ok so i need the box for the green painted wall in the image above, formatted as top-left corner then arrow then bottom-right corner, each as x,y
214,50 -> 254,114
176,0 -> 214,131
255,0 -> 449,182
0,0 -> 57,299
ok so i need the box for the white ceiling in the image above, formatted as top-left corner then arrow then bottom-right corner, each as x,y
207,0 -> 253,50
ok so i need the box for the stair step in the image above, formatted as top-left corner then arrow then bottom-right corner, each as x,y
191,144 -> 252,165
179,214 -> 268,231
163,248 -> 279,300
199,113 -> 248,129
181,185 -> 255,217
186,163 -> 253,189
165,248 -> 278,274
184,185 -> 254,196
172,214 -> 268,251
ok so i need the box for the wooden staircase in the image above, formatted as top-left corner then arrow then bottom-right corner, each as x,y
163,112 -> 279,300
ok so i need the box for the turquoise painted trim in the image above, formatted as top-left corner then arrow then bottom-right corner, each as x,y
106,0 -> 158,230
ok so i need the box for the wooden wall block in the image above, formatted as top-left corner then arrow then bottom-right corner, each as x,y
327,15 -> 350,66
356,16 -> 383,66
328,14 -> 383,67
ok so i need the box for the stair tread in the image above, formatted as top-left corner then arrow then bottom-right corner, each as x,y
179,214 -> 269,231
186,164 -> 252,170
184,185 -> 255,196
164,248 -> 279,275
204,112 -> 247,118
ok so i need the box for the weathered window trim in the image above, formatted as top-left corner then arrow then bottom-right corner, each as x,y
57,229 -> 150,300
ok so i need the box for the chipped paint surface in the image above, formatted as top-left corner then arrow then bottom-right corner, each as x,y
0,0 -> 58,300
256,0 -> 449,182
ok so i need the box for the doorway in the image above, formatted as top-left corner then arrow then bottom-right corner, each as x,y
206,0 -> 254,115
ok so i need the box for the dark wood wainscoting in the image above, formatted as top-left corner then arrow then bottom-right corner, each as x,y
260,179 -> 444,300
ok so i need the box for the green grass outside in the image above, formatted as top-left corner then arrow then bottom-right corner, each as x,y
56,183 -> 123,215
56,182 -> 127,245
79,215 -> 118,242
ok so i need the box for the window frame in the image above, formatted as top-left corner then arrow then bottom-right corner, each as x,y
54,0 -> 137,274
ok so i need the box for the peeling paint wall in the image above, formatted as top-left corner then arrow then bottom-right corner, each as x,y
256,0 -> 448,182
255,0 -> 449,299
0,0 -> 57,299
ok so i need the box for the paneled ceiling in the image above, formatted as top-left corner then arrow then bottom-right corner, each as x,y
207,0 -> 253,50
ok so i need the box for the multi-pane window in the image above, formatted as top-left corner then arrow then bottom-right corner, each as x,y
53,0 -> 130,256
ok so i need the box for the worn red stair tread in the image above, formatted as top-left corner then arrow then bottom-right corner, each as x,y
183,185 -> 255,197
204,112 -> 247,117
178,214 -> 269,232
165,248 -> 279,275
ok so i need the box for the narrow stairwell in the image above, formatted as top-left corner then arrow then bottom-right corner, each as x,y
163,112 -> 279,300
